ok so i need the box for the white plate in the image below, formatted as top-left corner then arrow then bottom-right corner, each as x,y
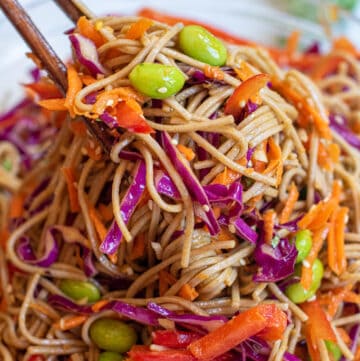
0,0 -> 359,106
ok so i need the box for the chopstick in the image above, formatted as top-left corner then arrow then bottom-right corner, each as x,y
53,0 -> 91,23
0,0 -> 112,154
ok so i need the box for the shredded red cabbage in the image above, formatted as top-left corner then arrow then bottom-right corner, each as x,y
69,33 -> 107,77
100,160 -> 146,254
155,169 -> 181,199
253,224 -> 297,282
330,114 -> 360,150
48,294 -> 92,314
161,131 -> 219,235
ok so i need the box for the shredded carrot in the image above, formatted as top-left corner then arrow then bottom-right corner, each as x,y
332,36 -> 358,56
271,77 -> 331,140
178,284 -> 199,301
37,98 -> 67,111
204,65 -> 225,81
177,144 -> 195,161
310,54 -> 343,81
253,159 -> 267,173
333,207 -> 348,275
234,61 -> 255,81
64,65 -> 83,118
267,138 -> 283,185
9,193 -> 25,219
300,225 -> 328,290
54,315 -> 88,331
263,209 -> 275,244
126,18 -> 153,39
24,80 -> 63,100
279,182 -> 299,224
80,74 -> 97,86
26,52 -> 43,69
85,141 -> 102,161
211,166 -> 240,186
87,201 -> 107,244
286,31 -> 300,58
108,252 -> 118,264
91,299 -> 109,312
70,120 -> 87,136
98,203 -> 113,223
77,16 -> 105,47
337,327 -> 351,346
130,233 -> 146,261
61,167 -> 80,213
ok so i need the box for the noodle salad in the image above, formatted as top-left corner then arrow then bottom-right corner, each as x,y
1,8 -> 360,361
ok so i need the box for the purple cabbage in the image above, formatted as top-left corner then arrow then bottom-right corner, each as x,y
161,131 -> 219,235
108,301 -> 159,326
330,114 -> 360,150
253,224 -> 297,282
69,33 -> 107,77
232,217 -> 258,244
48,294 -> 92,314
341,324 -> 360,361
283,352 -> 302,361
82,247 -> 97,277
17,232 -> 59,268
155,169 -> 181,199
99,111 -> 118,129
238,336 -> 270,361
100,160 -> 146,255
147,302 -> 226,332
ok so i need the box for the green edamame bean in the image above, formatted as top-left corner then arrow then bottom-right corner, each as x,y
295,229 -> 312,263
59,279 -> 100,303
325,340 -> 342,361
178,25 -> 227,66
129,63 -> 185,99
98,351 -> 124,361
90,318 -> 137,353
285,258 -> 324,304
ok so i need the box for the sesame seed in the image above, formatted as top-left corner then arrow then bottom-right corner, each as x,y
202,205 -> 210,212
157,87 -> 168,94
302,260 -> 311,268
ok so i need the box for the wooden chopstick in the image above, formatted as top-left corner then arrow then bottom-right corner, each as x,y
0,0 -> 112,153
53,0 -> 89,23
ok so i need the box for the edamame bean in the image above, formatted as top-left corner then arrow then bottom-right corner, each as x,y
129,63 -> 185,99
99,351 -> 124,361
325,340 -> 342,361
178,25 -> 227,66
285,258 -> 324,304
59,279 -> 100,303
295,229 -> 312,263
90,318 -> 137,353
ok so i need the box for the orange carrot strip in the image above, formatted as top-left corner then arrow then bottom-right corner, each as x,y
333,207 -> 348,275
98,203 -> 113,223
300,225 -> 327,290
64,65 -> 83,118
234,61 -> 255,81
108,252 -> 118,264
24,81 -> 63,100
279,182 -> 299,224
204,65 -> 225,81
267,138 -> 283,185
177,144 -> 195,161
61,167 -> 80,213
272,78 -> 331,140
286,31 -> 300,58
126,18 -> 153,39
77,16 -> 105,47
333,36 -> 358,56
130,233 -> 146,261
211,167 -> 240,186
37,98 -> 67,111
178,284 -> 199,301
9,193 -> 25,219
87,202 -> 107,243
54,315 -> 88,331
80,74 -> 97,86
91,299 -> 109,312
217,227 -> 234,241
327,211 -> 336,273
263,209 -> 275,244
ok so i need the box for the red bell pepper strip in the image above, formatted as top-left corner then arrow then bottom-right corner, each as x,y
188,305 -> 268,360
256,304 -> 288,341
301,300 -> 337,361
152,330 -> 202,349
116,101 -> 154,134
224,74 -> 270,119
128,346 -> 196,361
